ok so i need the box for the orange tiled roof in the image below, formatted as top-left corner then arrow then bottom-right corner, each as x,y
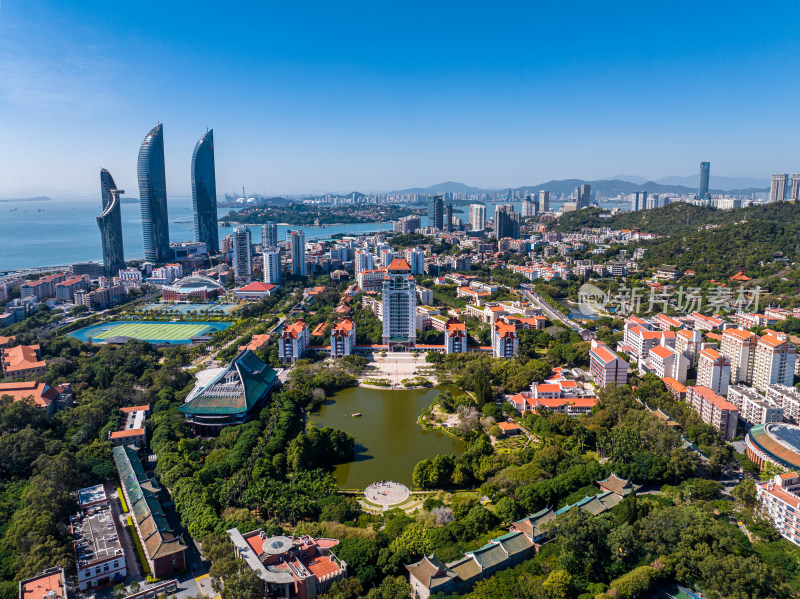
2,344 -> 45,374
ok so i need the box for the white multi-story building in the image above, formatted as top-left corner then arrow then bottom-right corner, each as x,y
727,385 -> 783,426
642,344 -> 688,383
766,385 -> 800,424
675,329 -> 703,361
445,319 -> 467,354
697,348 -> 731,396
589,340 -> 628,388
330,318 -> 355,358
382,259 -> 417,349
406,248 -> 425,275
379,247 -> 394,268
263,249 -> 282,284
686,385 -> 739,440
72,485 -> 127,591
355,250 -> 374,274
753,334 -> 797,391
232,227 -> 252,282
290,230 -> 306,276
261,221 -> 278,248
357,268 -> 387,293
469,204 -> 486,230
279,320 -> 309,363
757,472 -> 800,546
118,268 -> 142,282
492,318 -> 518,359
720,328 -> 757,384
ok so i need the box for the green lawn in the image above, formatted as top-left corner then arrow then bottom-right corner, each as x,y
91,322 -> 210,342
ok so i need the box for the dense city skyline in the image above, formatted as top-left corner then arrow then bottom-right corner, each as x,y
2,2 -> 800,197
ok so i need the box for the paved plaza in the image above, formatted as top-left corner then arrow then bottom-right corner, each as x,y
365,481 -> 410,506
364,353 -> 434,386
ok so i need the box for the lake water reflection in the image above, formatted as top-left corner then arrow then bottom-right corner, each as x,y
311,386 -> 465,489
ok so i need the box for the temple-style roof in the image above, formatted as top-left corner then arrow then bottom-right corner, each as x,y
596,472 -> 640,496
405,555 -> 457,591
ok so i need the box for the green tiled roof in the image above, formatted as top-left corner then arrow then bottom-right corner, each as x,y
179,349 -> 277,416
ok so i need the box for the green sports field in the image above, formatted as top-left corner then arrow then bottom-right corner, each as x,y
70,320 -> 231,344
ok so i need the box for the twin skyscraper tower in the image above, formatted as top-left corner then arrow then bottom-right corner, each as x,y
96,124 -> 219,277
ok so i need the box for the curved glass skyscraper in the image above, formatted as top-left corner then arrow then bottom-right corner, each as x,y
138,123 -> 171,262
97,169 -> 125,277
191,129 -> 219,255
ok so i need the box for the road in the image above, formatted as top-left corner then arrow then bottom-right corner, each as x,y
523,289 -> 591,337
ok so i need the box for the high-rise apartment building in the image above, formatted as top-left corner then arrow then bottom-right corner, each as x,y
539,190 -> 550,213
646,194 -> 660,210
261,222 -> 278,248
699,162 -> 710,199
263,249 -> 281,284
577,184 -> 591,209
495,205 -> 521,240
697,348 -> 731,396
590,340 -> 628,388
355,249 -> 373,274
330,319 -> 355,358
521,196 -> 534,217
469,204 -> 486,230
232,227 -> 252,282
444,204 -> 453,233
720,328 -> 757,384
382,258 -> 416,348
792,174 -> 800,202
771,173 -> 789,203
405,248 -> 425,275
138,124 -> 171,262
97,169 -> 125,277
427,195 -> 444,229
191,129 -> 219,255
753,333 -> 797,391
631,191 -> 647,212
290,230 -> 306,276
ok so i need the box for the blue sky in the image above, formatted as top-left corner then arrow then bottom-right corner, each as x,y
1,1 -> 799,197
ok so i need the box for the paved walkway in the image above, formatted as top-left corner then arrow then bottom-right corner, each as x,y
362,353 -> 434,386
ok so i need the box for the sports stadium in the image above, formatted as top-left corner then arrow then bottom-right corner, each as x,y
746,422 -> 800,471
161,275 -> 225,301
70,320 -> 231,345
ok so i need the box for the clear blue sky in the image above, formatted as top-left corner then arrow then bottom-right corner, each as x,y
1,0 -> 799,198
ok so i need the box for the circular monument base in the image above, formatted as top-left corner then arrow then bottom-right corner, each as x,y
365,481 -> 410,506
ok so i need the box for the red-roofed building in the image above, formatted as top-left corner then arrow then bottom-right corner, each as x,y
754,333 -> 797,391
661,377 -> 687,400
382,260 -> 416,349
227,529 -> 347,599
496,421 -> 521,436
697,348 -> 731,396
445,318 -> 467,354
0,335 -> 15,350
330,319 -> 355,358
640,343 -> 688,383
757,472 -> 800,547
19,568 -> 67,599
721,328 -> 757,384
238,334 -> 272,353
280,320 -> 310,364
687,385 -> 739,440
589,340 -> 628,388
492,318 -> 518,358
2,344 -> 46,380
675,328 -> 703,361
234,281 -> 277,300
690,312 -> 724,331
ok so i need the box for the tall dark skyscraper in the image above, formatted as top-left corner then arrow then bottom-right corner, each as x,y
576,183 -> 591,209
138,123 -> 171,262
444,204 -> 453,232
699,162 -> 710,199
495,205 -> 521,239
427,195 -> 444,229
191,129 -> 219,255
97,169 -> 125,277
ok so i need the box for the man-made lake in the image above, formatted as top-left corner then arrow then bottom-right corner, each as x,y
312,386 -> 464,489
